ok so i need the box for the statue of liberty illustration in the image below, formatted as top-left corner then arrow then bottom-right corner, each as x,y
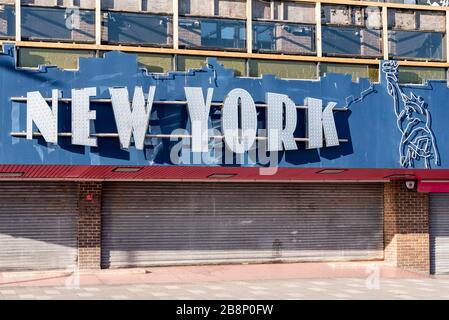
382,61 -> 440,169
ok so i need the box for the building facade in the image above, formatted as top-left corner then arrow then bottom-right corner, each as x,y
0,0 -> 449,274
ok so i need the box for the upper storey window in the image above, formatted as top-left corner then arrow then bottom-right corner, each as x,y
252,1 -> 316,55
20,0 -> 95,42
101,0 -> 173,46
321,5 -> 383,58
179,0 -> 247,51
388,9 -> 446,61
0,1 -> 15,39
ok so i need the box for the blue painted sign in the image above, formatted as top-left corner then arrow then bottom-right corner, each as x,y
0,44 -> 448,169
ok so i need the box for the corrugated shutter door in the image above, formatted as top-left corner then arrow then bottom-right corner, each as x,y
101,182 -> 384,268
430,194 -> 449,274
0,182 -> 77,271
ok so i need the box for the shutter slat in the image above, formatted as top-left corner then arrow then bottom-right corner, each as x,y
101,182 -> 384,268
0,182 -> 78,271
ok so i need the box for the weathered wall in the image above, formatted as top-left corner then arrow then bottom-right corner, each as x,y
322,5 -> 364,26
180,0 -> 245,18
101,0 -> 172,13
275,24 -> 315,54
388,9 -> 445,31
22,0 -> 95,8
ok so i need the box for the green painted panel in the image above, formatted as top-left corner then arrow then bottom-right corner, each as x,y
216,58 -> 246,76
138,53 -> 173,73
398,67 -> 447,84
177,55 -> 206,71
18,48 -> 96,70
369,65 -> 379,83
320,63 -> 379,83
249,60 -> 317,79
177,55 -> 246,76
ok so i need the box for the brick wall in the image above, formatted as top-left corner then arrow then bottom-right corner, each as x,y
102,0 -> 172,13
252,0 -> 270,20
361,29 -> 382,57
22,0 -> 94,8
384,181 -> 430,273
179,21 -> 202,48
77,181 -> 102,270
180,0 -> 213,16
71,10 -> 95,42
283,2 -> 315,24
388,9 -> 446,32
275,25 -> 314,54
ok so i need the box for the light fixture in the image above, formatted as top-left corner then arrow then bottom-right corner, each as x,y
207,173 -> 237,179
405,181 -> 416,190
0,172 -> 24,177
112,167 -> 143,173
316,169 -> 347,174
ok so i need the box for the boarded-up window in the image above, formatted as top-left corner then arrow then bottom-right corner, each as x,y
215,57 -> 246,76
398,67 -> 447,84
138,53 -> 173,73
320,63 -> 379,83
177,55 -> 207,71
18,48 -> 96,69
177,55 -> 246,76
249,59 -> 317,79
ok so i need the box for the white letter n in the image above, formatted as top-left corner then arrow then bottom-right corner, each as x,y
26,90 -> 59,144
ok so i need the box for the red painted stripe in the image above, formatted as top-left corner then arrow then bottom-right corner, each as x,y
1,165 -> 449,181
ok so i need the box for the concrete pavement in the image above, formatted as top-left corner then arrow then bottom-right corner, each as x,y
1,262 -> 448,300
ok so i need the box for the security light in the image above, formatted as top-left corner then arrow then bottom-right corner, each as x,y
405,181 -> 416,190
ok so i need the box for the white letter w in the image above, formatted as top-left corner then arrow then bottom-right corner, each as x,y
109,86 -> 156,150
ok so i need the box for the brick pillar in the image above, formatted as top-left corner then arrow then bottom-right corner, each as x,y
384,181 -> 430,273
77,181 -> 102,270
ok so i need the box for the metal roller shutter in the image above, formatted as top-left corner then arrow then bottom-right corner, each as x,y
101,182 -> 384,268
0,182 -> 78,271
430,194 -> 449,274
